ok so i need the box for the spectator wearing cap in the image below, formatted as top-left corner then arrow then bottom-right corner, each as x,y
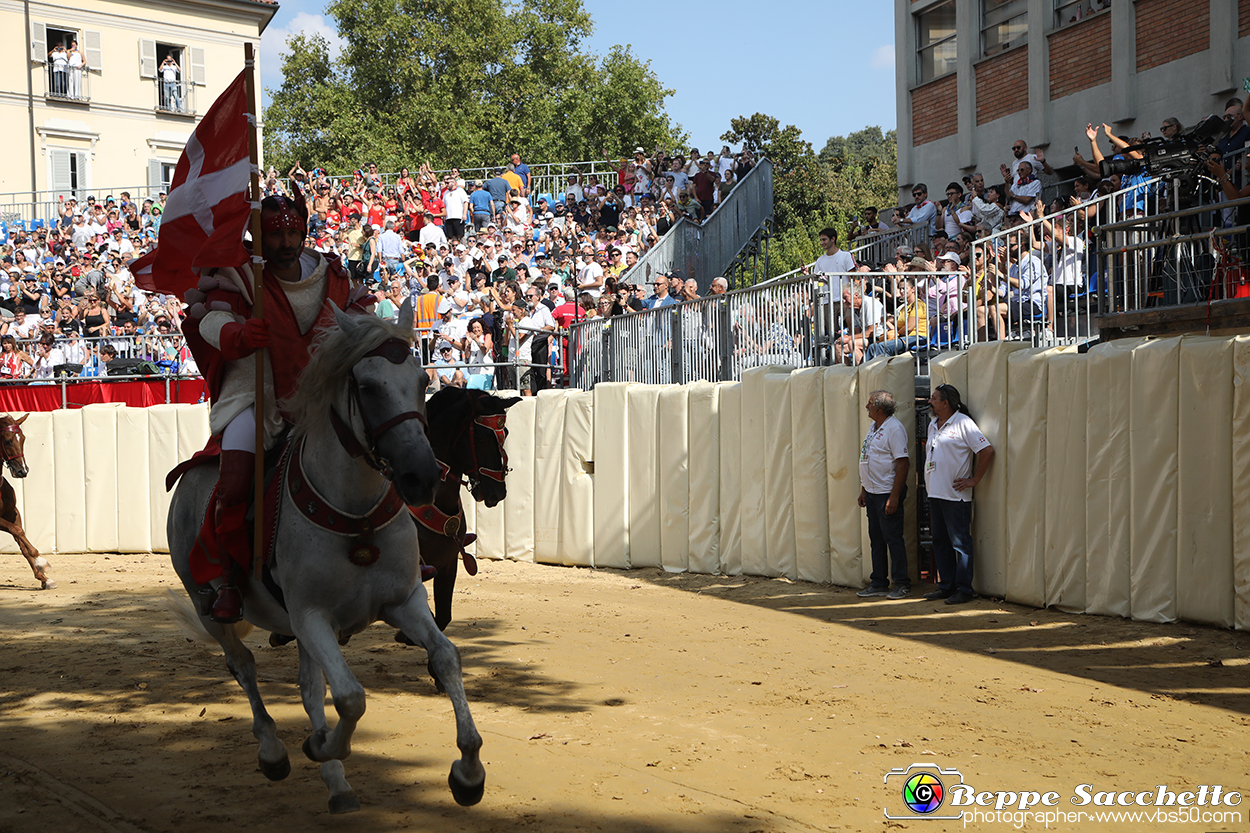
432,342 -> 466,388
491,253 -> 519,285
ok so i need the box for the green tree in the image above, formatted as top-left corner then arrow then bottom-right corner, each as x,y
263,0 -> 683,174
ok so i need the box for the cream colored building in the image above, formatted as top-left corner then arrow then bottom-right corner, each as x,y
0,0 -> 276,217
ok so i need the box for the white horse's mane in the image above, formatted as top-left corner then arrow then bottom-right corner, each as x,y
284,309 -> 415,440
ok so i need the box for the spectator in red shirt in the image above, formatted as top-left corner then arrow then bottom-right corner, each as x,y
691,158 -> 719,217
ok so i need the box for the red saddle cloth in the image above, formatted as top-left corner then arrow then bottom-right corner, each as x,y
183,445 -> 285,586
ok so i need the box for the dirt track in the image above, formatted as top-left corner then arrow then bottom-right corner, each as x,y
1,553 -> 1248,832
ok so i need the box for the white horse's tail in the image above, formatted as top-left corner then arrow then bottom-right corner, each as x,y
164,587 -> 254,642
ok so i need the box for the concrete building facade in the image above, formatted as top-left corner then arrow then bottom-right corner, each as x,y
2,0 -> 276,203
895,0 -> 1244,200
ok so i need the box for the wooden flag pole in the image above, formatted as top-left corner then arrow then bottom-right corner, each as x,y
243,43 -> 265,581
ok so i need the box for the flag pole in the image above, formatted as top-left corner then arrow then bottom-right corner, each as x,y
244,42 -> 265,581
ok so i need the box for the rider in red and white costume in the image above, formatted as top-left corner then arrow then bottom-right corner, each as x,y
182,193 -> 368,623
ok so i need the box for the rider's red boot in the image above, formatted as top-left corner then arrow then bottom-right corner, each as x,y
209,450 -> 255,624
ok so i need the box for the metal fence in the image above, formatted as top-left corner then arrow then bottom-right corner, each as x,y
44,61 -> 90,103
848,224 -> 931,267
618,158 -> 775,293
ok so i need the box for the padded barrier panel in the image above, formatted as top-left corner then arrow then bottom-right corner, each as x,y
559,390 -> 595,567
51,409 -> 87,554
856,356 -> 918,585
657,386 -> 690,573
966,341 -> 1028,598
763,373 -> 796,579
503,395 -> 536,562
14,412 -> 54,555
627,386 -> 662,568
1084,338 -> 1145,618
81,405 -> 120,553
1234,337 -> 1250,630
1129,337 -> 1180,624
717,383 -> 743,576
929,351 -> 968,397
592,383 -> 631,569
790,369 -> 830,584
1177,337 -> 1234,627
116,407 -> 152,553
1004,348 -> 1052,607
823,365 -> 861,587
532,390 -> 568,565
147,405 -> 182,553
176,403 -> 211,463
739,366 -> 793,576
686,382 -> 720,575
1043,350 -> 1087,611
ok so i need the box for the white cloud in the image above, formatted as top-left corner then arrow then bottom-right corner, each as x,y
870,44 -> 895,70
259,12 -> 346,94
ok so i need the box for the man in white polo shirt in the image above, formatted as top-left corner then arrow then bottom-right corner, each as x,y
856,390 -> 911,599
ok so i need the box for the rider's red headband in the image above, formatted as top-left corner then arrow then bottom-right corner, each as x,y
261,196 -> 305,233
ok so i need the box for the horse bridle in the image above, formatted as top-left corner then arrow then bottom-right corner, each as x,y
0,422 -> 24,472
443,400 -> 509,489
328,338 -> 429,478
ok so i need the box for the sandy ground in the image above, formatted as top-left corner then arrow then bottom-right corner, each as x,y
1,553 -> 1248,833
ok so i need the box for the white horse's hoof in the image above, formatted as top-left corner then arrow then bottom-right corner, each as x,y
41,578 -> 57,590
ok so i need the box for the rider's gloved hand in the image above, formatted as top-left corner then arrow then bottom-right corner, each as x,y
218,318 -> 271,361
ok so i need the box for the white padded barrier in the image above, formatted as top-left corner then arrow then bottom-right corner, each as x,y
856,356 -> 918,585
762,372 -> 795,579
116,407 -> 152,553
503,395 -> 536,562
532,390 -> 568,565
592,383 -> 631,569
559,390 -> 595,567
626,385 -> 662,568
717,383 -> 743,575
471,393 -> 521,562
1043,349 -> 1087,611
1004,348 -> 1053,608
657,386 -> 690,573
9,412 -> 54,555
82,405 -> 121,553
687,381 -> 720,575
1129,338 -> 1180,624
176,403 -> 211,463
790,368 -> 830,585
52,409 -> 87,554
929,351 -> 968,396
1177,337 -> 1234,627
1084,339 -> 1146,618
739,366 -> 793,576
1234,337 -> 1250,630
966,341 -> 1028,598
146,405 -> 182,553
823,365 -> 861,587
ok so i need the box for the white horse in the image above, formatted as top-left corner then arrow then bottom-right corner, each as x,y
167,301 -> 486,813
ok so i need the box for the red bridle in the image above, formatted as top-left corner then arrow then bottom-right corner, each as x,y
442,408 -> 508,487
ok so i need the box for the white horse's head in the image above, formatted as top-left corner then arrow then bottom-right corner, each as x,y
287,299 -> 439,506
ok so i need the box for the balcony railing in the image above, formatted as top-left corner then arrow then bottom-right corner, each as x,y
44,62 -> 90,103
153,77 -> 195,116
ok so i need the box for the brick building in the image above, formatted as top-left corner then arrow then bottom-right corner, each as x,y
895,0 -> 1242,201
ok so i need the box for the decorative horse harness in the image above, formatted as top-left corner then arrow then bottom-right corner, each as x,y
280,338 -> 509,574
0,422 -> 24,475
284,338 -> 428,567
410,401 -> 510,576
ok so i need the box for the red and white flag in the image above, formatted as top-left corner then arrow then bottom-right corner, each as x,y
132,70 -> 252,299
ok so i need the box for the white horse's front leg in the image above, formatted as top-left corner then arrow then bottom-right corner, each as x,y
213,622 -> 290,781
297,641 -> 360,814
385,587 -> 485,807
291,611 -> 365,765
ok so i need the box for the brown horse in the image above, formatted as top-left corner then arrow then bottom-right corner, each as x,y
0,414 -> 55,590
401,387 -> 516,640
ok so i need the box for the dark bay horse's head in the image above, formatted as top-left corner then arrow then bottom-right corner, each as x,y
426,389 -> 519,507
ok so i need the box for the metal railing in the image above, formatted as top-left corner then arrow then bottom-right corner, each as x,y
2,334 -> 198,380
617,158 -> 774,293
848,224 -> 931,267
44,61 -> 90,103
154,76 -> 195,116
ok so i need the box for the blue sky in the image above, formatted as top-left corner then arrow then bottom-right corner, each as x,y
259,0 -> 898,155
